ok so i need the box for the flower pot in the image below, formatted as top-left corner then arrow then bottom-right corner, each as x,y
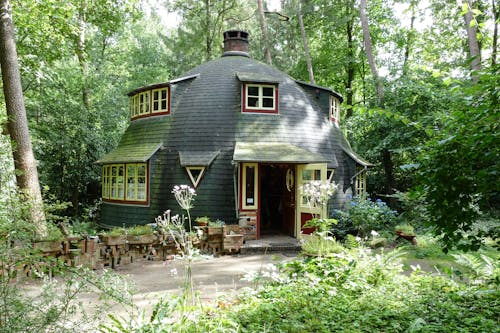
127,234 -> 156,245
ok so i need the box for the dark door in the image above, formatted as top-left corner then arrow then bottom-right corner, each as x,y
260,164 -> 295,236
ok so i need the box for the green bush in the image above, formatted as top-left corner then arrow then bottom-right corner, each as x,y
333,197 -> 399,238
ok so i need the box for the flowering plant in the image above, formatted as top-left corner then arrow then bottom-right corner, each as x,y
301,180 -> 338,234
172,185 -> 196,232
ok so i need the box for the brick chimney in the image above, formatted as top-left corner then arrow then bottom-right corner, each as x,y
222,30 -> 249,56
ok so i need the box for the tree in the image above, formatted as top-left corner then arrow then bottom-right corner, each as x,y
462,0 -> 482,81
359,0 -> 383,104
0,0 -> 46,236
257,0 -> 272,65
297,0 -> 315,83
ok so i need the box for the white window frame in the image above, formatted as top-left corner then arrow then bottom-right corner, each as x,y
329,95 -> 340,125
244,84 -> 277,113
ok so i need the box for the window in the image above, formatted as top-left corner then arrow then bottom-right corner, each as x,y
355,166 -> 367,196
327,168 -> 335,182
102,163 -> 148,203
300,167 -> 322,206
242,163 -> 258,210
152,88 -> 169,113
243,83 -> 278,113
130,86 -> 170,120
185,166 -> 205,188
138,91 -> 150,116
330,95 -> 340,125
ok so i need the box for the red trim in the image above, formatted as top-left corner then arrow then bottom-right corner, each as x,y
242,83 -> 278,114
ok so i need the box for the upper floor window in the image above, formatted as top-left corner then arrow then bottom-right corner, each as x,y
243,83 -> 278,114
129,85 -> 170,120
152,88 -> 169,113
329,95 -> 340,126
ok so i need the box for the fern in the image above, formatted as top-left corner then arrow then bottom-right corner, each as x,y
452,253 -> 499,285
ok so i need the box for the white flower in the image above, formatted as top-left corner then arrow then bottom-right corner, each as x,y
371,230 -> 379,237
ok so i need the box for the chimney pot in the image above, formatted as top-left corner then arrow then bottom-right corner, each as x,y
222,30 -> 249,57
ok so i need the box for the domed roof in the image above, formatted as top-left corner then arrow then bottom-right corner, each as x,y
168,53 -> 349,168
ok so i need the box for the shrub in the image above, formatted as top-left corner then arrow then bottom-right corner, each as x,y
334,197 -> 399,238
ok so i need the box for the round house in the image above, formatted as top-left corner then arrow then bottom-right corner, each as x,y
98,30 -> 370,239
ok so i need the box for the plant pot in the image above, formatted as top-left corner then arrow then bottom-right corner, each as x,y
100,234 -> 127,246
127,234 -> 155,245
33,240 -> 62,253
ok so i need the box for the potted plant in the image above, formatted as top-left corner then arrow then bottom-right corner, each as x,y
99,227 -> 127,246
33,223 -> 64,254
195,216 -> 210,227
207,219 -> 225,235
127,225 -> 156,245
395,224 -> 417,245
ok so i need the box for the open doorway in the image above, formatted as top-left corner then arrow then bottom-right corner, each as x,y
260,164 -> 295,236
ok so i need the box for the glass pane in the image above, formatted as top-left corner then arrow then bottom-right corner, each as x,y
314,170 -> 321,180
263,87 -> 274,96
302,170 -> 312,181
161,89 -> 167,99
262,97 -> 274,108
153,90 -> 159,100
245,166 -> 255,205
153,101 -> 159,111
247,86 -> 259,96
137,178 -> 146,200
127,180 -> 135,199
161,100 -> 167,110
138,164 -> 146,177
248,97 -> 258,107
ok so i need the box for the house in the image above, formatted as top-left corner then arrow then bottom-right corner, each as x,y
97,30 -> 370,239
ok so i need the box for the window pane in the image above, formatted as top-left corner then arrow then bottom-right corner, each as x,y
313,170 -> 321,180
161,100 -> 167,110
137,177 -> 146,200
161,89 -> 167,99
245,166 -> 255,205
247,86 -> 259,96
138,164 -> 146,177
248,97 -> 258,107
262,87 -> 274,96
153,90 -> 159,100
262,97 -> 274,108
302,170 -> 312,181
153,101 -> 159,110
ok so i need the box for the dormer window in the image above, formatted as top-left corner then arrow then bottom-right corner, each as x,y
129,84 -> 170,120
242,83 -> 278,113
330,95 -> 340,125
152,88 -> 169,113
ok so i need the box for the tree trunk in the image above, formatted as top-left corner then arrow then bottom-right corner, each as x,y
360,0 -> 384,105
257,0 -> 272,65
205,0 -> 212,61
345,6 -> 355,118
76,1 -> 90,109
492,0 -> 498,66
403,0 -> 416,76
0,0 -> 47,237
463,0 -> 481,81
298,0 -> 315,84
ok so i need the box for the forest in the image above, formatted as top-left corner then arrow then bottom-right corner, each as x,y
0,0 -> 498,332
